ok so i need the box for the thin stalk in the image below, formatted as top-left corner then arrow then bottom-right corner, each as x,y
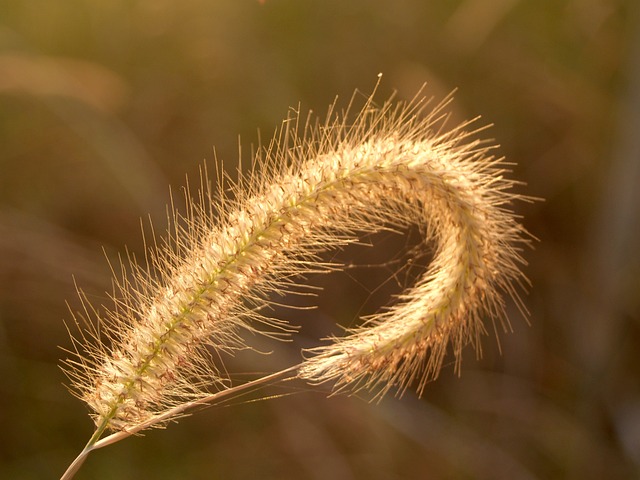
60,364 -> 301,480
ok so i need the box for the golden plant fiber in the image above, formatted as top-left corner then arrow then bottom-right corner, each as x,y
61,80 -> 532,479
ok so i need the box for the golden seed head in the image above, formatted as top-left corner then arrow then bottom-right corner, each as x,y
64,85 -> 531,432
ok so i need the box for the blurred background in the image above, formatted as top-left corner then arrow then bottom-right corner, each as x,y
1,1 -> 639,478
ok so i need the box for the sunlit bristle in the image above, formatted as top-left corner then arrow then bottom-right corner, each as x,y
64,83 -> 531,436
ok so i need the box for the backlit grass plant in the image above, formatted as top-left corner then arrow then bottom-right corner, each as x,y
61,78 -> 532,479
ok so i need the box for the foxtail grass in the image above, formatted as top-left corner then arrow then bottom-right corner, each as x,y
60,79 -> 532,479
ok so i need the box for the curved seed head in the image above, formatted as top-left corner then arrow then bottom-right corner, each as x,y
63,83 -> 532,432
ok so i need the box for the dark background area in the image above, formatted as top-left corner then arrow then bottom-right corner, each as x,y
1,1 -> 639,479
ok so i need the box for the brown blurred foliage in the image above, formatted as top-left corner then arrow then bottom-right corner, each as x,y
1,1 -> 639,479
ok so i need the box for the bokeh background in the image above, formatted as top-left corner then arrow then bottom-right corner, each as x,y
1,1 -> 639,479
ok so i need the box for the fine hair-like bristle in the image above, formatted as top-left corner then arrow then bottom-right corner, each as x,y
61,82 -> 532,479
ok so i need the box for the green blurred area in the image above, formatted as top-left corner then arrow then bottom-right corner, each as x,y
1,1 -> 639,478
